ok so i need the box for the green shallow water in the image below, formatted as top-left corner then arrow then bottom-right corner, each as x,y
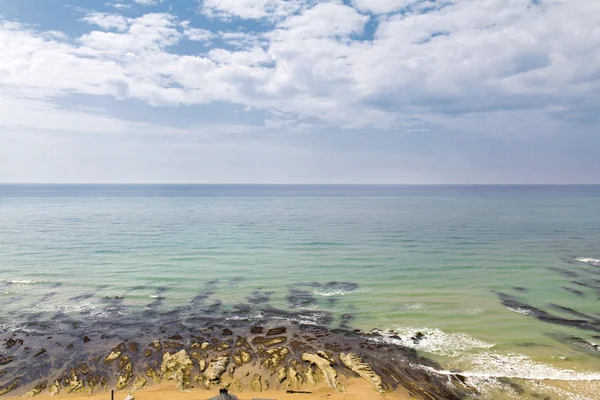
1,185 -> 600,398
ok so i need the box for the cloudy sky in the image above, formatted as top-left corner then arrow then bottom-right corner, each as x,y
1,0 -> 599,183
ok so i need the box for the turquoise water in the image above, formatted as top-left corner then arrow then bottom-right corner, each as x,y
1,185 -> 600,398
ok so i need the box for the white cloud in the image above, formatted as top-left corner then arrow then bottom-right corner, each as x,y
200,0 -> 310,20
81,12 -> 130,32
351,0 -> 414,14
2,0 -> 600,135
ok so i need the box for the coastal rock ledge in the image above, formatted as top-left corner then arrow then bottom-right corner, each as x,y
0,324 -> 477,399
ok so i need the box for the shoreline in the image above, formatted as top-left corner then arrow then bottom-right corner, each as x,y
0,322 -> 473,399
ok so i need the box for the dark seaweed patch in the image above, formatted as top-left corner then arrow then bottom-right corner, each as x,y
561,286 -> 585,296
286,289 -> 316,308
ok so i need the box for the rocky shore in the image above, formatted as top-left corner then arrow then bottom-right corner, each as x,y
0,323 -> 476,399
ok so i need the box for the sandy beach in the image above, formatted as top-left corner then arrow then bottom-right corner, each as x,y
3,380 -> 411,400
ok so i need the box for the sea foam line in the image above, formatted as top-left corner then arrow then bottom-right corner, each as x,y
575,257 -> 600,266
312,287 -> 371,297
372,328 -> 600,383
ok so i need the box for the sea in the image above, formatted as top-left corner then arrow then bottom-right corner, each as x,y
1,184 -> 600,399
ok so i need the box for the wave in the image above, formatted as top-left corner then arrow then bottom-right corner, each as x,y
405,302 -> 424,310
312,287 -> 370,297
371,327 -> 495,357
507,307 -> 534,316
575,257 -> 600,267
370,326 -> 600,399
0,279 -> 46,284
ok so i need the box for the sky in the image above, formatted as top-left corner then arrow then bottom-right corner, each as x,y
0,0 -> 599,184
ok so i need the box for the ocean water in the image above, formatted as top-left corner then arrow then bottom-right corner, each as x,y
1,184 -> 600,398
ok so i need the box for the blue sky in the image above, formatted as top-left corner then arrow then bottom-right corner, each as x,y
1,0 -> 599,183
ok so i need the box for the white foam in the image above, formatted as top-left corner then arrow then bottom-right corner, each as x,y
575,257 -> 600,267
467,307 -> 484,315
373,327 -> 495,357
405,302 -> 424,310
372,326 -> 600,397
0,279 -> 46,284
149,295 -> 164,299
312,287 -> 370,297
507,307 -> 533,316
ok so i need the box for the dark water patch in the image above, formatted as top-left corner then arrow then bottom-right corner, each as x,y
513,287 -> 528,293
69,294 -> 94,302
495,291 -> 600,333
308,281 -> 360,293
548,267 -> 579,278
286,289 -> 317,308
561,286 -> 585,296
548,304 -> 599,321
246,290 -> 273,305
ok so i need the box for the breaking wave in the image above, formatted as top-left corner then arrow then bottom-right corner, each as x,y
575,257 -> 600,267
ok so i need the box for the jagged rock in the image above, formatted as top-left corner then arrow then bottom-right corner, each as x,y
267,327 -> 287,336
145,365 -> 162,383
250,326 -> 264,334
0,355 -> 13,365
302,353 -> 343,392
83,336 -> 91,343
117,356 -> 134,390
132,375 -> 147,391
0,377 -> 20,396
104,350 -> 122,364
191,342 -> 211,351
278,367 -> 287,383
148,341 -> 162,352
190,351 -> 207,371
262,346 -> 290,372
143,349 -> 153,357
251,374 -> 267,392
222,329 -> 233,336
34,348 -> 47,357
128,343 -> 139,353
251,336 -> 287,347
4,338 -> 23,349
25,380 -> 48,397
235,336 -> 249,348
48,379 -> 61,396
217,342 -> 231,351
286,366 -> 302,390
232,349 -> 252,366
340,353 -> 384,394
161,350 -> 194,391
67,368 -> 85,393
202,356 -> 229,388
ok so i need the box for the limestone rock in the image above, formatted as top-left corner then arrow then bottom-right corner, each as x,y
104,350 -> 121,364
0,377 -> 20,396
251,336 -> 287,348
161,350 -> 194,391
131,375 -> 147,391
116,356 -> 134,390
145,365 -> 162,383
340,353 -> 384,393
202,355 -> 229,388
302,353 -> 343,392
0,355 -> 13,365
277,367 -> 287,383
25,380 -> 48,397
262,346 -> 290,372
48,379 -> 61,396
340,353 -> 384,394
232,349 -> 252,367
